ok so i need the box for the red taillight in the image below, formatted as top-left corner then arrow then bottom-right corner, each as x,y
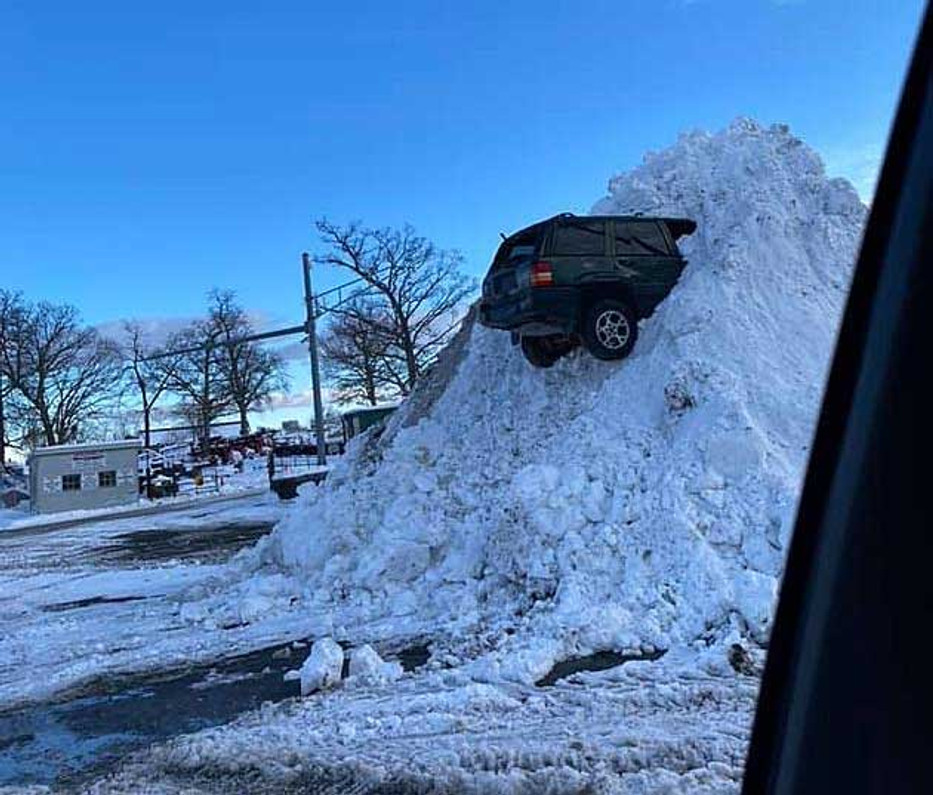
530,261 -> 553,287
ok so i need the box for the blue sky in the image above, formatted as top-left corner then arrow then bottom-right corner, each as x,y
0,0 -> 924,421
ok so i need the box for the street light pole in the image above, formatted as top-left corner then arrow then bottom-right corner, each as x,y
302,252 -> 327,467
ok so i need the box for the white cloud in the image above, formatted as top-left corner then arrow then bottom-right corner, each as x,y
263,390 -> 315,412
95,316 -> 195,346
821,142 -> 884,202
95,306 -> 298,347
275,339 -> 311,362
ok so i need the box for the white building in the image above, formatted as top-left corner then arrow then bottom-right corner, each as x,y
28,440 -> 141,514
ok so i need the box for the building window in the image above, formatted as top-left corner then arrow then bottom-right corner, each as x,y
62,474 -> 82,492
98,470 -> 117,488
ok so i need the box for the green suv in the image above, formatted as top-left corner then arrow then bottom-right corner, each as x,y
478,213 -> 697,367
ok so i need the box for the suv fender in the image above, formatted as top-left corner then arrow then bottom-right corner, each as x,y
577,283 -> 639,325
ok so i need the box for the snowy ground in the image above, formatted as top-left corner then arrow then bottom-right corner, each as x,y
0,493 -> 288,712
80,650 -> 758,794
0,495 -> 762,792
0,510 -> 26,532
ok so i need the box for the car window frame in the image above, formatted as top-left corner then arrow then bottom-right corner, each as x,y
658,222 -> 677,256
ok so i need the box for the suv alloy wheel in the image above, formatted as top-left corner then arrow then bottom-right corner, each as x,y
582,299 -> 638,360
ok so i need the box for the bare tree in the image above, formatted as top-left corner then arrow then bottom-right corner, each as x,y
207,291 -> 289,435
3,301 -> 123,446
165,321 -> 230,445
320,298 -> 396,406
0,291 -> 29,467
121,322 -> 180,450
315,220 -> 474,393
0,377 -> 8,469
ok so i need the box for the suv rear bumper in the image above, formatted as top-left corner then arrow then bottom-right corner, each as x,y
479,287 -> 577,334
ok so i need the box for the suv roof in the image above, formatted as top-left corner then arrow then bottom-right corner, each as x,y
505,213 -> 697,242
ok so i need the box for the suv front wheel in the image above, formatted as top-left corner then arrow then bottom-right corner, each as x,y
582,299 -> 638,360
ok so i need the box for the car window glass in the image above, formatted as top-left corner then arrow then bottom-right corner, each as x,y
615,221 -> 669,256
552,220 -> 606,256
494,229 -> 541,267
507,244 -> 536,261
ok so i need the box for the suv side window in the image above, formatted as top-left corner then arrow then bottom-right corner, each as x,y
551,219 -> 606,256
614,221 -> 670,256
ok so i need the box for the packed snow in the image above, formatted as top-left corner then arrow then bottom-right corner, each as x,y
298,636 -> 344,695
195,118 -> 865,678
346,642 -> 404,687
86,650 -> 759,794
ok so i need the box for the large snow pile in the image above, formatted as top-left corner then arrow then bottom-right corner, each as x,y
221,119 -> 866,682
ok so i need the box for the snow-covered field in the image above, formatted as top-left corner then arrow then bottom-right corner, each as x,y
0,119 -> 866,793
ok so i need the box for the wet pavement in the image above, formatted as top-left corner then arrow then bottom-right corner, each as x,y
91,520 -> 274,565
40,594 -> 153,613
0,495 -> 281,575
535,649 -> 667,687
0,641 -> 303,788
0,639 -> 430,789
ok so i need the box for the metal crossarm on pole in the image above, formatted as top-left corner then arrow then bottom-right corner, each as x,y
142,324 -> 307,361
134,257 -> 382,468
313,279 -> 381,319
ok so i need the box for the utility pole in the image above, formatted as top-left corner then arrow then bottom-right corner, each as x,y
202,335 -> 213,448
303,252 -> 327,466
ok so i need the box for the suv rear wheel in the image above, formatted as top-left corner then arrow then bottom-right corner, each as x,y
582,299 -> 638,360
520,335 -> 569,368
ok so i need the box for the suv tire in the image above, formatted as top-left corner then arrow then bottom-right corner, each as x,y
520,336 -> 561,368
582,299 -> 638,360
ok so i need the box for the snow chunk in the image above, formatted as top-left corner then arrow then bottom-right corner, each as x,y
299,637 -> 344,696
346,644 -> 403,687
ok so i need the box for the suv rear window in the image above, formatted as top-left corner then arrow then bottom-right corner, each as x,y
614,221 -> 670,256
494,226 -> 543,268
551,219 -> 606,256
